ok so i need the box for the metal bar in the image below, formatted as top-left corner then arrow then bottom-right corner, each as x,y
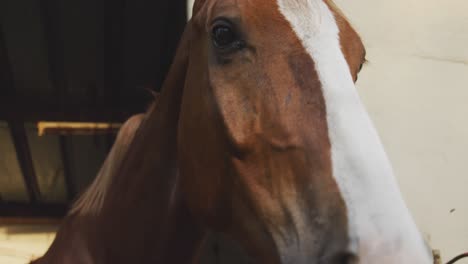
38,122 -> 122,136
8,122 -> 41,203
59,135 -> 75,201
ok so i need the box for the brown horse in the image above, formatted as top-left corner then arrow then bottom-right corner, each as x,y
33,0 -> 434,263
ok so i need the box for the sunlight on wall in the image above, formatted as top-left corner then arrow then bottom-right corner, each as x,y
335,0 -> 468,261
188,0 -> 195,19
0,225 -> 57,264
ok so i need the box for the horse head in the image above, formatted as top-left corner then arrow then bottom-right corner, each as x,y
175,0 -> 433,263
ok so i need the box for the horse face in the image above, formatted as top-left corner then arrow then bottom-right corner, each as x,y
178,0 -> 431,263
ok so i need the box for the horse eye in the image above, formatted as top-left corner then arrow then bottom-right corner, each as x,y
211,22 -> 245,52
212,25 -> 236,48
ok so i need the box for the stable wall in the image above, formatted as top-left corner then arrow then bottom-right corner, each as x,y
335,0 -> 468,260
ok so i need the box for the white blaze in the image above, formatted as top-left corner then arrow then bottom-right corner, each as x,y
276,0 -> 432,262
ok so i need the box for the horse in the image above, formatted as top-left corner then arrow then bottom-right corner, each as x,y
33,0 -> 434,263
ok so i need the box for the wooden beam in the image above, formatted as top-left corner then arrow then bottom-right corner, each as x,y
8,122 -> 41,203
59,136 -> 76,201
38,122 -> 122,136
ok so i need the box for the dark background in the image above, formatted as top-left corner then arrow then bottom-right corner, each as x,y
0,0 -> 187,218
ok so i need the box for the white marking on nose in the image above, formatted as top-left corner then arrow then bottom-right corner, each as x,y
276,0 -> 432,262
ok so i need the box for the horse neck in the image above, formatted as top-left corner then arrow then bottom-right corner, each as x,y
30,213 -> 97,263
33,114 -> 145,263
36,90 -> 202,264
32,81 -> 187,263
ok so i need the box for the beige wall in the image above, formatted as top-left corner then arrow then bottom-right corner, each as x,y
0,225 -> 56,264
188,0 -> 468,261
335,0 -> 468,261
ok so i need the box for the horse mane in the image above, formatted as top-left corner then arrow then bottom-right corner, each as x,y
69,90 -> 161,216
68,114 -> 145,216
